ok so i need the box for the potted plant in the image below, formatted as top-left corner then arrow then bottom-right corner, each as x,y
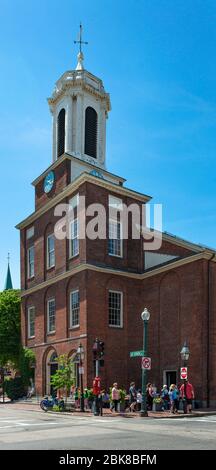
153,396 -> 163,411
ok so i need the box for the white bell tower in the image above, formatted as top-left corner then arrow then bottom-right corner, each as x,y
48,25 -> 111,171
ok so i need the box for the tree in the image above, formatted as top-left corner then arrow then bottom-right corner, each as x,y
0,290 -> 21,367
50,354 -> 75,402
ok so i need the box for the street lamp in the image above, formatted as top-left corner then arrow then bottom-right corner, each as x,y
140,307 -> 150,417
180,341 -> 190,366
77,343 -> 85,412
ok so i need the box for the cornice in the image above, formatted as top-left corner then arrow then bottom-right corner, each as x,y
16,172 -> 151,230
162,232 -> 215,254
20,252 -> 214,298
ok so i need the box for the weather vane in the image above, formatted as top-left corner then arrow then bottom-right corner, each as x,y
74,23 -> 88,54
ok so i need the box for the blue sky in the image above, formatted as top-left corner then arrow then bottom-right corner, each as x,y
0,0 -> 216,289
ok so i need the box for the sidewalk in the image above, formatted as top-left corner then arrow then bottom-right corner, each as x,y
1,398 -> 216,419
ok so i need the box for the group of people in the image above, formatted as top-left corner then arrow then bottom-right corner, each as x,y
69,379 -> 194,414
111,379 -> 195,414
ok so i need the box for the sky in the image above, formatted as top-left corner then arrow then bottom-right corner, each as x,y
0,0 -> 216,289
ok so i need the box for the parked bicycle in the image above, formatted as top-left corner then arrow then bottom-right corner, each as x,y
40,395 -> 65,412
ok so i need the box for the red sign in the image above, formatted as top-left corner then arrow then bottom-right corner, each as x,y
180,367 -> 188,380
141,357 -> 151,370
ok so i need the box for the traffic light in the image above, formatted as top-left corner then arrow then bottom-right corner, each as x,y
93,338 -> 99,360
99,341 -> 105,359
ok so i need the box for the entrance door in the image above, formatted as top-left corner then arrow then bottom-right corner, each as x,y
165,371 -> 177,388
50,363 -> 58,397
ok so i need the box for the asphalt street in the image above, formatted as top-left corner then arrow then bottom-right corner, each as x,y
0,406 -> 215,450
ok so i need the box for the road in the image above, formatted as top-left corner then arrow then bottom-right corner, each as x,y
0,406 -> 215,450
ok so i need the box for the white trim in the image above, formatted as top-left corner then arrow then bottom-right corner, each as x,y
108,219 -> 123,258
108,290 -> 123,328
47,298 -> 56,334
69,218 -> 79,258
27,306 -> 35,339
27,246 -> 35,279
47,233 -> 55,269
69,289 -> 80,329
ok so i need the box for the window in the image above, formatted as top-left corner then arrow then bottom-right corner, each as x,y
69,193 -> 79,210
28,246 -> 34,278
57,108 -> 65,157
28,306 -> 35,338
108,220 -> 122,257
47,234 -> 55,269
70,218 -> 79,258
109,195 -> 123,210
70,290 -> 80,328
47,299 -> 56,334
109,291 -> 123,327
84,107 -> 97,158
26,226 -> 34,240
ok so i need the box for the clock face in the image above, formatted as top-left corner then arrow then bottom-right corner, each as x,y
44,171 -> 55,194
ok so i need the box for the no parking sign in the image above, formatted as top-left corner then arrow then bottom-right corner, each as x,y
141,357 -> 151,370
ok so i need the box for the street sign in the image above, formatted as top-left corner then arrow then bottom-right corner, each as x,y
130,350 -> 144,358
79,367 -> 84,374
180,367 -> 187,380
141,357 -> 151,370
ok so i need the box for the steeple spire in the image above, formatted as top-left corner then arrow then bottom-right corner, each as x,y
4,253 -> 13,290
74,23 -> 88,70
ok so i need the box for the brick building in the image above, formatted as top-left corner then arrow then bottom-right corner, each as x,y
17,45 -> 216,406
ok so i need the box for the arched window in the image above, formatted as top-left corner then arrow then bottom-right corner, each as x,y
57,108 -> 65,157
85,107 -> 97,158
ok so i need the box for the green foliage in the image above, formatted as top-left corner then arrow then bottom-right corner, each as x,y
0,290 -> 21,367
19,347 -> 36,386
4,377 -> 25,401
50,354 -> 75,399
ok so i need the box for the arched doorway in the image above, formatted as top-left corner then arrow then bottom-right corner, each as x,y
46,350 -> 58,395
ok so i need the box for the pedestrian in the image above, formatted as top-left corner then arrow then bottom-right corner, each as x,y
161,385 -> 169,410
180,379 -> 194,413
146,383 -> 154,411
169,384 -> 179,413
129,381 -> 137,412
136,389 -> 142,411
110,382 -> 120,412
84,388 -> 89,410
102,389 -> 110,408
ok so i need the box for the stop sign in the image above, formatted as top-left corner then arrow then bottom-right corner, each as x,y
180,367 -> 188,380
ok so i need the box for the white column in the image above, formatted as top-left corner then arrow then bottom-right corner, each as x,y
76,93 -> 83,156
65,96 -> 73,154
52,111 -> 57,162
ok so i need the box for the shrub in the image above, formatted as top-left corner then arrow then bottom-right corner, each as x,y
4,377 -> 26,401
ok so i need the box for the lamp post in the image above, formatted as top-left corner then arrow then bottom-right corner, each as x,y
180,341 -> 190,414
140,307 -> 150,417
77,343 -> 85,412
180,341 -> 190,367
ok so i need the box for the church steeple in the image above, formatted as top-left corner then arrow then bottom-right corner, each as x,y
48,25 -> 111,169
4,253 -> 13,291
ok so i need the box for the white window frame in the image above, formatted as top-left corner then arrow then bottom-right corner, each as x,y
47,234 -> 55,269
27,306 -> 35,338
69,218 -> 79,258
108,290 -> 123,328
27,246 -> 35,279
70,290 -> 80,329
108,219 -> 123,258
47,298 -> 56,334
